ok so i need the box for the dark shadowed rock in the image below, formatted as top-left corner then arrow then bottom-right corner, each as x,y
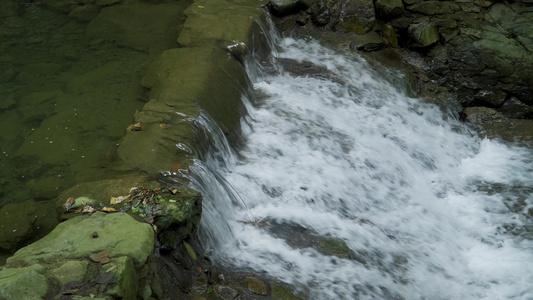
407,1 -> 460,15
270,0 -> 316,16
333,0 -> 376,34
375,0 -> 405,20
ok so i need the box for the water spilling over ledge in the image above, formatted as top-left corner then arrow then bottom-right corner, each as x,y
194,35 -> 533,300
1,0 -> 533,299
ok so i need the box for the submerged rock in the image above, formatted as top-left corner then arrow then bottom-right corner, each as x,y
0,200 -> 57,251
246,276 -> 268,295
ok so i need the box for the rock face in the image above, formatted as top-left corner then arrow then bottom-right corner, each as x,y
374,0 -> 404,20
408,17 -> 439,47
269,0 -> 533,117
334,0 -> 376,34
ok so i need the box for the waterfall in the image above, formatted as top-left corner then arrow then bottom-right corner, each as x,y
189,32 -> 533,299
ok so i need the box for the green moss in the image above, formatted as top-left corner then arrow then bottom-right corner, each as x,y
107,256 -> 139,300
6,212 -> 154,269
0,265 -> 48,299
316,237 -> 351,259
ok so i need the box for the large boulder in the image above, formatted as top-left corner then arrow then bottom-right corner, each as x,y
7,212 -> 154,268
3,212 -> 156,299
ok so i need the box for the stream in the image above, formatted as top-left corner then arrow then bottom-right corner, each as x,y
192,35 -> 533,299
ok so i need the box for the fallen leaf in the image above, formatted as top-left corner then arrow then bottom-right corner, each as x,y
100,207 -> 117,213
127,123 -> 143,131
89,250 -> 110,264
110,196 -> 126,205
172,163 -> 181,170
183,241 -> 197,261
64,197 -> 75,211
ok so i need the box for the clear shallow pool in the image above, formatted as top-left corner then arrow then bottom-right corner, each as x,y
0,0 -> 192,204
0,0 -> 189,257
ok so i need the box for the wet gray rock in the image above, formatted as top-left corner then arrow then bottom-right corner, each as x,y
408,17 -> 440,47
332,0 -> 376,34
351,31 -> 386,52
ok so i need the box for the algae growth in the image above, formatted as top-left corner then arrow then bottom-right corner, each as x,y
0,0 -> 191,255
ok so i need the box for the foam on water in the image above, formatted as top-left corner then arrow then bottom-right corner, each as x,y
195,37 -> 533,299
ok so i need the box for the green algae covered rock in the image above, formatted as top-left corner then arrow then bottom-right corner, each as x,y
7,212 -> 154,268
178,0 -> 268,48
316,237 -> 351,259
51,260 -> 89,285
0,201 -> 40,251
155,188 -> 202,231
141,45 -> 247,137
0,264 -> 48,299
106,256 -> 138,300
154,188 -> 202,249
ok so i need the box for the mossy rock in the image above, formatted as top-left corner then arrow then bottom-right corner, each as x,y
141,45 -> 248,137
6,212 -> 154,269
106,256 -> 139,300
155,188 -> 202,231
51,260 -> 89,285
316,237 -> 351,259
178,0 -> 267,48
0,264 -> 48,299
271,282 -> 306,300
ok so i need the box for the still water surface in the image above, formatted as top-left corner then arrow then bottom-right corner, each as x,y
0,1 -> 187,206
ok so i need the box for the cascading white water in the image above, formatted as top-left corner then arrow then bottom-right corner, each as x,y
192,36 -> 533,299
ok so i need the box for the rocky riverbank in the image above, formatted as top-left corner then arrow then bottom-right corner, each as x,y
269,0 -> 533,144
0,0 -> 298,298
1,0 -> 531,299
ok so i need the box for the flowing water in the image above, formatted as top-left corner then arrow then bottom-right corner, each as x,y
193,36 -> 533,299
